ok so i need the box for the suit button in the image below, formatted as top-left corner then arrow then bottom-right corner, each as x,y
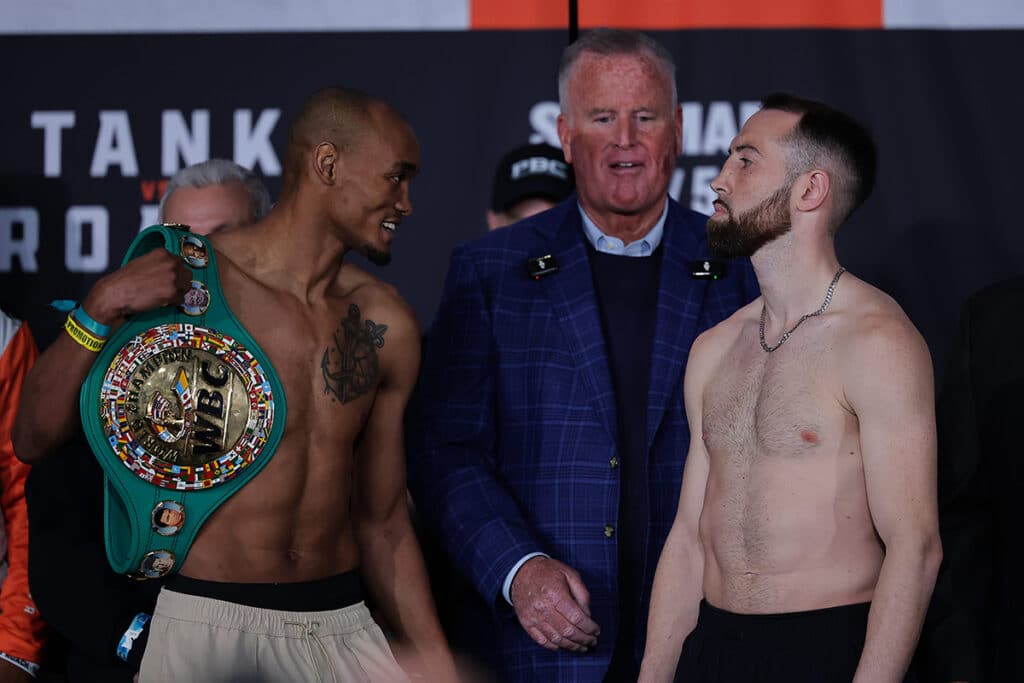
609,456 -> 619,469
604,525 -> 615,538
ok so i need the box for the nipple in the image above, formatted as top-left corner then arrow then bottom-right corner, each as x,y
799,429 -> 819,445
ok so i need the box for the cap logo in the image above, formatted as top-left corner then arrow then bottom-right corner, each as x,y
510,157 -> 568,181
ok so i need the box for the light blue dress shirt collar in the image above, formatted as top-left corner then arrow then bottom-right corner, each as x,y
578,198 -> 668,257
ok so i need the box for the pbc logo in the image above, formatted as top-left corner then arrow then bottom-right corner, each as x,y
510,156 -> 568,181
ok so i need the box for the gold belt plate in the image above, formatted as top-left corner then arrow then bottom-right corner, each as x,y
99,323 -> 276,490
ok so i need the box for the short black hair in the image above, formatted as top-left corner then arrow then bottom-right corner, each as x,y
280,86 -> 387,197
762,92 -> 877,225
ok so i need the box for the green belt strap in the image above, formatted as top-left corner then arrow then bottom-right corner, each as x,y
79,224 -> 287,579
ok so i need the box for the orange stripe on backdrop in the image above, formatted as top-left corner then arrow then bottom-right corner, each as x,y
470,0 -> 883,29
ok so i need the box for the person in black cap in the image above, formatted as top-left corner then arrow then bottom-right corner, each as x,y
486,143 -> 574,230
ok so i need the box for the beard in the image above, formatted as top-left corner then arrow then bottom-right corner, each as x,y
364,245 -> 392,266
707,182 -> 793,259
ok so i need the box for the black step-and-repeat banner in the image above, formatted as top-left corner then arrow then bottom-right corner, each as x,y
1,30 -> 1020,384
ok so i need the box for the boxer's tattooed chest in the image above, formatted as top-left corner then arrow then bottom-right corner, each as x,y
321,304 -> 388,404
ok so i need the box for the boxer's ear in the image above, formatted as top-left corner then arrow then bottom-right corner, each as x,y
795,169 -> 830,213
313,142 -> 338,185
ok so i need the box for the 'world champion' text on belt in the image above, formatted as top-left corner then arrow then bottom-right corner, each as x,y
100,324 -> 276,491
124,346 -> 242,467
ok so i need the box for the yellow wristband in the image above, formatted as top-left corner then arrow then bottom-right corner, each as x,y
64,314 -> 107,352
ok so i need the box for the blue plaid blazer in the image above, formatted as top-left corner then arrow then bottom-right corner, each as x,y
409,197 -> 759,682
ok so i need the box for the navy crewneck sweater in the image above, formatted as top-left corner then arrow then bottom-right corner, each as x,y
587,243 -> 663,673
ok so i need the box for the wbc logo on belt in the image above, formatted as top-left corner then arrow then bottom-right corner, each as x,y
99,323 -> 276,490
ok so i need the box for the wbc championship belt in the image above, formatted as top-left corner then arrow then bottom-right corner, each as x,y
80,224 -> 286,579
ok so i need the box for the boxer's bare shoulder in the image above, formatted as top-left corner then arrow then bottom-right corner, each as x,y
323,265 -> 420,404
180,236 -> 419,582
832,275 -> 933,417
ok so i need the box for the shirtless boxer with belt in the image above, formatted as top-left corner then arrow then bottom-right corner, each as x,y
14,87 -> 456,683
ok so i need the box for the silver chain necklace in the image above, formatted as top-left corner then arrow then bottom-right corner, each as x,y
759,267 -> 846,353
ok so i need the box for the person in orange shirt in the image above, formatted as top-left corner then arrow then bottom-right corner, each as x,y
0,310 -> 46,681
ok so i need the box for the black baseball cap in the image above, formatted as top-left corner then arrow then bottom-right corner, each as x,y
491,143 -> 574,213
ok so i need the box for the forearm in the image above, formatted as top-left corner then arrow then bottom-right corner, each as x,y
358,511 -> 454,676
854,534 -> 943,682
639,526 -> 703,683
12,333 -> 97,463
13,250 -> 190,463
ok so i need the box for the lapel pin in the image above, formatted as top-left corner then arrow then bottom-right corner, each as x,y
526,254 -> 559,280
689,259 -> 726,280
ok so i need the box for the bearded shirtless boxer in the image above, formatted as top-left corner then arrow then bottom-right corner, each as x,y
638,94 -> 942,683
14,88 -> 456,682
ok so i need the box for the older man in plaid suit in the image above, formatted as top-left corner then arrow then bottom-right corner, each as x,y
409,29 -> 759,682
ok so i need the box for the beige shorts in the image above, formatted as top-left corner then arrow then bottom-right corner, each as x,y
139,587 -> 409,683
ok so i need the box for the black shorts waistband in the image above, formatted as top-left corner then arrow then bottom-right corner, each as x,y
165,570 -> 363,612
697,598 -> 870,641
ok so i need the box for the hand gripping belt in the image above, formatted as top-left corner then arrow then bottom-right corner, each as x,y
80,224 -> 287,579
